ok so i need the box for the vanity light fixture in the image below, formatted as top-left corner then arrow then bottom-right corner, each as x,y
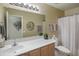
9,3 -> 39,11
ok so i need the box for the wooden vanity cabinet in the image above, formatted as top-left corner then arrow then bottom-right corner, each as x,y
18,43 -> 55,56
18,52 -> 29,56
41,43 -> 55,56
41,45 -> 49,56
18,48 -> 40,56
29,48 -> 40,56
48,43 -> 55,56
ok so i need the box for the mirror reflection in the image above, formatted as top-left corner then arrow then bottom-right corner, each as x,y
5,8 -> 45,40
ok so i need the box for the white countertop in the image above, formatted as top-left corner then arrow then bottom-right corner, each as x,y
0,36 -> 56,56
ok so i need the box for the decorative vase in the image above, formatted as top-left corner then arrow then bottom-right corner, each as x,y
44,34 -> 48,39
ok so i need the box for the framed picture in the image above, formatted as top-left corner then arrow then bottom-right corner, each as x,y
37,25 -> 43,33
49,24 -> 54,32
53,23 -> 58,31
49,23 -> 58,32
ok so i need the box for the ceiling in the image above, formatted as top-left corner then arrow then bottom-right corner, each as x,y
47,3 -> 79,11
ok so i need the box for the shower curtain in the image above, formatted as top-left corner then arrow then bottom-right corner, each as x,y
58,17 -> 70,48
58,15 -> 79,56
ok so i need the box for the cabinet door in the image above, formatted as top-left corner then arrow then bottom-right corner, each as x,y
41,45 -> 49,56
18,52 -> 29,56
48,43 -> 55,56
29,48 -> 40,56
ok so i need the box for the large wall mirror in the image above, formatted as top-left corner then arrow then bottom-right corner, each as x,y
5,8 -> 45,40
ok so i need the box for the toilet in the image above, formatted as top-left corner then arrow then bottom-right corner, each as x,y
52,35 -> 71,56
55,46 -> 71,56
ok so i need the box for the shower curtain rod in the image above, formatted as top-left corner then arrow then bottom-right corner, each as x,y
58,13 -> 79,18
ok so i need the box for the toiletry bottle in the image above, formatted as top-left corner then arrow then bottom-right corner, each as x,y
52,35 -> 58,46
52,35 -> 54,39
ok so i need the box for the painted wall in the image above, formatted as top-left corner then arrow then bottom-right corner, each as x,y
65,6 -> 79,16
0,4 -> 5,23
0,3 -> 64,37
33,4 -> 64,36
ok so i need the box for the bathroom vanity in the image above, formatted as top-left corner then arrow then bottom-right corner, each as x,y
0,36 -> 56,56
19,43 -> 55,56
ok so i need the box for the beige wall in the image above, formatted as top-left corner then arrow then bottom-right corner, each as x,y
33,4 -> 64,36
65,6 -> 79,16
0,3 -> 64,37
0,4 -> 5,23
